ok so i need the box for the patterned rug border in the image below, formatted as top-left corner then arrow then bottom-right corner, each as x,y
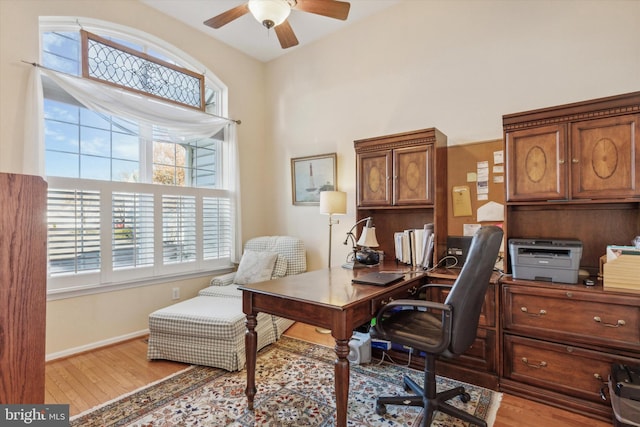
71,336 -> 502,426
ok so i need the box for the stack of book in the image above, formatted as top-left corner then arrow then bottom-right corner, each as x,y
394,223 -> 434,269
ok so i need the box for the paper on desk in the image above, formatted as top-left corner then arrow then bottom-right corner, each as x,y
477,201 -> 504,222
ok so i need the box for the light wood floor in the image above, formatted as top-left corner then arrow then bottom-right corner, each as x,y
46,323 -> 611,426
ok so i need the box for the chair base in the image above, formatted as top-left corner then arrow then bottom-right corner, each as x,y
375,357 -> 487,427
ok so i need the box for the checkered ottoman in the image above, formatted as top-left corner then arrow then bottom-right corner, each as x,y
147,296 -> 278,371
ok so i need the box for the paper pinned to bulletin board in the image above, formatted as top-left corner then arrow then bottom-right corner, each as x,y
447,139 -> 505,236
452,185 -> 472,217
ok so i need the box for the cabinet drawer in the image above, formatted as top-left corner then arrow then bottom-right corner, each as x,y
503,285 -> 640,351
444,328 -> 496,373
429,282 -> 496,327
370,281 -> 421,315
503,335 -> 640,404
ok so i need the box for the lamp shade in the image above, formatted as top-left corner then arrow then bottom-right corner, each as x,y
319,191 -> 347,215
357,226 -> 379,248
248,0 -> 291,28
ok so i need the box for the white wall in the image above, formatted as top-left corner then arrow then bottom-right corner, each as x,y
265,0 -> 640,270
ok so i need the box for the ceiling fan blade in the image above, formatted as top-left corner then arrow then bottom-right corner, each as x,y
295,0 -> 351,21
275,20 -> 299,49
203,3 -> 250,29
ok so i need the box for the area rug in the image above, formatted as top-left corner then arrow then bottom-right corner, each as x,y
71,336 -> 501,426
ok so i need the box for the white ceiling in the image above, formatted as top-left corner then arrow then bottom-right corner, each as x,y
141,0 -> 401,62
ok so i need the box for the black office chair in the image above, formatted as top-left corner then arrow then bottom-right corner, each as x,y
371,225 -> 503,427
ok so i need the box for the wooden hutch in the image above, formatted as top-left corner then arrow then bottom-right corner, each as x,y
354,127 -> 448,264
500,91 -> 640,421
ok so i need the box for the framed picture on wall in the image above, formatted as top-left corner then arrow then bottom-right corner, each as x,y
291,153 -> 337,205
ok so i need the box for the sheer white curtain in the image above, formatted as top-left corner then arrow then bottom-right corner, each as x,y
25,65 -> 243,260
23,66 -> 45,177
39,67 -> 231,139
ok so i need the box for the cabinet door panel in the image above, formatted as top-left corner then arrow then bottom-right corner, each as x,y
506,125 -> 566,201
450,328 -> 496,372
394,145 -> 432,205
357,151 -> 392,207
571,114 -> 640,198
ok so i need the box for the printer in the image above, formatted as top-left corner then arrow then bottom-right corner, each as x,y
509,238 -> 583,284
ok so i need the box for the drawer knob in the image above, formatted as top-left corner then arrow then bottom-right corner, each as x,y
593,316 -> 626,328
408,286 -> 418,296
521,357 -> 547,369
521,307 -> 547,316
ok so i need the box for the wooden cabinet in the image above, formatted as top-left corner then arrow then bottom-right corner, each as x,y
503,92 -> 640,276
0,173 -> 47,404
357,144 -> 433,207
500,93 -> 640,423
571,114 -> 640,199
505,124 -> 565,201
500,280 -> 640,421
354,128 -> 447,263
504,92 -> 640,202
357,149 -> 392,206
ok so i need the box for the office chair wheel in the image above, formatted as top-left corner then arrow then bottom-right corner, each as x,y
460,392 -> 471,403
375,403 -> 387,416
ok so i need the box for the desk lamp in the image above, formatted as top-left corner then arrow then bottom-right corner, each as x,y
319,191 -> 347,268
342,216 -> 380,269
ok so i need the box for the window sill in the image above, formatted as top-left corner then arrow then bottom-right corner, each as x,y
46,266 -> 235,301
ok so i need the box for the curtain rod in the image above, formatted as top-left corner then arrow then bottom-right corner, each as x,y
21,60 -> 241,125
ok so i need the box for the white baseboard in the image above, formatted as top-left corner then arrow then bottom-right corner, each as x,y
46,329 -> 150,362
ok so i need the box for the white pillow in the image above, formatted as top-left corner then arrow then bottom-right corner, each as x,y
234,250 -> 278,285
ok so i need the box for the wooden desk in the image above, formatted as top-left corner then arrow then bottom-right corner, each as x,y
239,267 -> 424,427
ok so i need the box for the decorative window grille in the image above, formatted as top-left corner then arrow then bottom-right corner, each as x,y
81,30 -> 205,110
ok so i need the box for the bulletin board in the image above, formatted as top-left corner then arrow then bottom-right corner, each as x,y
446,139 -> 505,236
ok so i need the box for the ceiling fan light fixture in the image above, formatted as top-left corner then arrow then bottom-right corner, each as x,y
248,0 -> 293,29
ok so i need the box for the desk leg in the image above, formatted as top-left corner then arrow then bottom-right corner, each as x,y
334,338 -> 350,427
245,313 -> 257,410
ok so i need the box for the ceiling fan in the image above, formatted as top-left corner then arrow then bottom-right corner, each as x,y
203,0 -> 351,49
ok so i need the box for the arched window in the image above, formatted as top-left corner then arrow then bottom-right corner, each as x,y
40,17 -> 238,296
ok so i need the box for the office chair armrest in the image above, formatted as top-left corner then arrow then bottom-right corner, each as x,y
375,298 -> 451,328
